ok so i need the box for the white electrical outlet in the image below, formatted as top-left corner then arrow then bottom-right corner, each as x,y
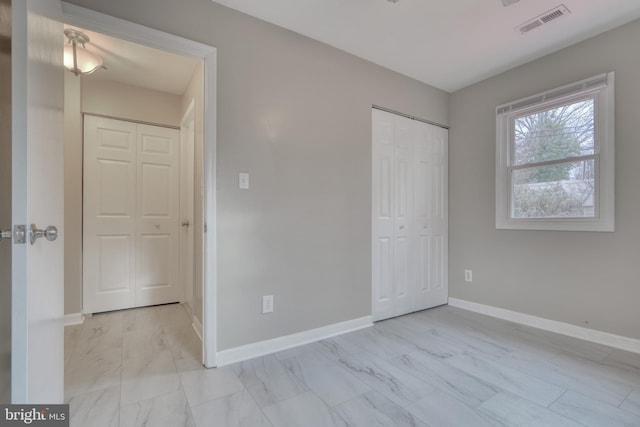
464,270 -> 473,282
262,295 -> 273,314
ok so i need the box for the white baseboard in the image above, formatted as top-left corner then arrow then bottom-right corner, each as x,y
216,316 -> 373,367
64,313 -> 85,327
192,316 -> 203,342
448,297 -> 640,354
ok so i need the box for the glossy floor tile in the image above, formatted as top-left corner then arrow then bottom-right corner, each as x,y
65,304 -> 640,427
549,390 -> 640,427
333,391 -> 428,427
621,389 -> 640,416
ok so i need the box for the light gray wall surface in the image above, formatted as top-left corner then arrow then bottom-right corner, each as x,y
450,18 -> 640,340
82,79 -> 182,127
65,0 -> 450,350
63,72 -> 83,315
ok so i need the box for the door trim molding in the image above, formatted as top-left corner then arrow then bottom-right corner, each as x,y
63,313 -> 84,327
449,298 -> 640,354
62,2 -> 218,367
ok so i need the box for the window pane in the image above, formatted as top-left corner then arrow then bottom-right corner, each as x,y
513,99 -> 594,166
512,159 -> 595,218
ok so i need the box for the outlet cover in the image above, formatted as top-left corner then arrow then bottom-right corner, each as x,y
239,172 -> 250,189
262,295 -> 273,314
464,270 -> 473,282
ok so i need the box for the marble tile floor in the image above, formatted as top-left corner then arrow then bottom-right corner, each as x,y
64,303 -> 640,427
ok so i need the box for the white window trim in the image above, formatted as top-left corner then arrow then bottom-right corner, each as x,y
496,72 -> 615,232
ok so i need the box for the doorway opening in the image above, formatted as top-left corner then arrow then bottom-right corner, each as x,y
61,3 -> 218,371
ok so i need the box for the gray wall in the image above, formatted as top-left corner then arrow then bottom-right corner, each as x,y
65,0 -> 450,350
63,72 -> 82,315
450,18 -> 640,340
82,79 -> 183,127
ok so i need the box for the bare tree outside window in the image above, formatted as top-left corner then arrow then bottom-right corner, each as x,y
511,98 -> 596,218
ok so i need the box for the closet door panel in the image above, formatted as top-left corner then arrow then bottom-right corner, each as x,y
413,123 -> 433,311
136,124 -> 181,306
372,109 -> 395,321
429,126 -> 449,305
372,109 -> 449,321
83,116 -> 137,313
393,115 -> 415,316
84,118 -> 181,313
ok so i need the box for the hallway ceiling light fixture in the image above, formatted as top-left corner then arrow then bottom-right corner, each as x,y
63,28 -> 105,76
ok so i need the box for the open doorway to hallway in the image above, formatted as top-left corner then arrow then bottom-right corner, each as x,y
62,23 -> 207,404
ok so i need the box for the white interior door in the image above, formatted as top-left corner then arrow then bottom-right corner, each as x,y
83,116 -> 137,313
372,109 -> 395,321
11,0 -> 64,403
431,124 -> 449,305
180,101 -> 195,311
372,108 -> 448,322
393,117 -> 416,317
412,122 -> 449,311
136,123 -> 181,306
83,116 -> 181,313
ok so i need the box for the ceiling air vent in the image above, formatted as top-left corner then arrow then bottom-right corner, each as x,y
516,4 -> 571,34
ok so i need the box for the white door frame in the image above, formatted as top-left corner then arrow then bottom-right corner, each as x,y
62,2 -> 218,367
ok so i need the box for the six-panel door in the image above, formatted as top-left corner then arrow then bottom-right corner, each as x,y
372,109 -> 448,321
83,116 -> 181,313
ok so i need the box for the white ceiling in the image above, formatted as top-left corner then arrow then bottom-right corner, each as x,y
210,0 -> 640,92
64,26 -> 200,95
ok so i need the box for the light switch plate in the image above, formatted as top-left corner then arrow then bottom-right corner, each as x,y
262,295 -> 273,314
239,172 -> 249,189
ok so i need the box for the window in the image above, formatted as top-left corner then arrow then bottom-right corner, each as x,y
496,73 -> 614,231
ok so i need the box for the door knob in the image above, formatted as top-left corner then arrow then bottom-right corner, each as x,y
0,229 -> 11,241
30,224 -> 58,245
182,221 -> 190,228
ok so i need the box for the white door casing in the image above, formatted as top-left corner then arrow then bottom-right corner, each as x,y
83,116 -> 181,313
11,0 -> 65,403
372,108 -> 448,322
180,100 -> 195,311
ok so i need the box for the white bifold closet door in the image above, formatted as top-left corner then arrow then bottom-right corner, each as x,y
372,108 -> 448,322
83,115 -> 181,314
